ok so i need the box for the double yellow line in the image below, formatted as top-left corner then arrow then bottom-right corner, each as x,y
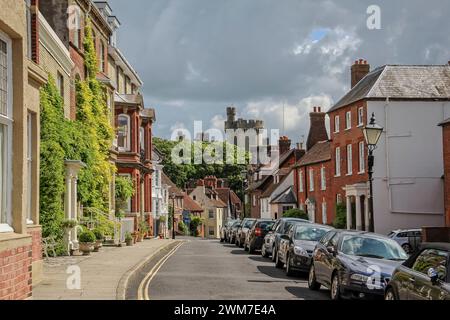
137,241 -> 185,300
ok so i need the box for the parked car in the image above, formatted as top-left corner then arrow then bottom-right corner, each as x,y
385,242 -> 450,300
388,229 -> 422,254
228,220 -> 242,244
220,219 -> 236,243
236,218 -> 257,248
261,218 -> 311,261
308,230 -> 408,300
276,223 -> 334,276
244,219 -> 275,253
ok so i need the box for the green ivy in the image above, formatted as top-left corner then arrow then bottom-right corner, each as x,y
39,21 -> 115,251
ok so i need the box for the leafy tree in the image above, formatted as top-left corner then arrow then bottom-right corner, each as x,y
153,137 -> 249,200
333,203 -> 347,229
283,208 -> 309,220
189,215 -> 203,237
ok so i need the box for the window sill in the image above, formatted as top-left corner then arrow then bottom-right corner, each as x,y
0,232 -> 32,251
358,171 -> 366,175
334,175 -> 341,178
346,173 -> 353,177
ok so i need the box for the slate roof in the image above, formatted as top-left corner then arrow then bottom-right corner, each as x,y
329,65 -> 450,112
271,186 -> 297,204
296,141 -> 331,167
115,93 -> 144,106
439,118 -> 450,126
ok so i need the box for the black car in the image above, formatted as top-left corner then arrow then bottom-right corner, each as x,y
228,220 -> 241,244
236,218 -> 257,248
277,223 -> 334,275
308,230 -> 408,300
261,218 -> 311,261
244,219 -> 275,253
385,242 -> 450,300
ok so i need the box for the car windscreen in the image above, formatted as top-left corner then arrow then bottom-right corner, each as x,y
340,235 -> 409,261
244,220 -> 256,228
294,225 -> 332,241
258,221 -> 275,231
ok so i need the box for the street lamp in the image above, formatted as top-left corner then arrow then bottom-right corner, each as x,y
362,113 -> 384,233
170,193 -> 176,240
240,170 -> 248,219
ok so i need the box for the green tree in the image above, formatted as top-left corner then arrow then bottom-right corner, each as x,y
283,208 -> 309,220
333,203 -> 347,229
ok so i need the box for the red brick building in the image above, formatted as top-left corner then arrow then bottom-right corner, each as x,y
293,107 -> 332,224
440,118 -> 450,227
327,60 -> 371,231
115,96 -> 155,234
247,138 -> 305,219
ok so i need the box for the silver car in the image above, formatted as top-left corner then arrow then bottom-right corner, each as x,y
388,229 -> 422,254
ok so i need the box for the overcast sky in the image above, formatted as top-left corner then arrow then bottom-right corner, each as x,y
108,0 -> 450,143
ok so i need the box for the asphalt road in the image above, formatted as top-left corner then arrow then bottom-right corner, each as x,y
147,237 -> 330,300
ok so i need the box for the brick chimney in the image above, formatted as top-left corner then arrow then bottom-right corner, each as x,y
204,176 -> 218,189
351,59 -> 370,88
306,107 -> 328,150
279,136 -> 291,156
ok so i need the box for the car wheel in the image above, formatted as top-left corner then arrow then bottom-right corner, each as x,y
220,238 -> 224,243
275,250 -> 284,269
271,246 -> 277,262
285,254 -> 295,277
261,245 -> 269,258
402,243 -> 412,255
249,243 -> 255,254
308,264 -> 321,291
236,239 -> 240,247
330,273 -> 341,300
385,288 -> 397,301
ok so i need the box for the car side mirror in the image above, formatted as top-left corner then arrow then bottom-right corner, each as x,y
428,268 -> 439,285
326,246 -> 336,255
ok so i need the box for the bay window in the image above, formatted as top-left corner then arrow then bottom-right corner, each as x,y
117,114 -> 130,151
0,34 -> 12,232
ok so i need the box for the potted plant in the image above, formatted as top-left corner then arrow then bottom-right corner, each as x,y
92,229 -> 104,252
132,231 -> 139,243
139,221 -> 149,241
79,231 -> 96,256
125,232 -> 133,246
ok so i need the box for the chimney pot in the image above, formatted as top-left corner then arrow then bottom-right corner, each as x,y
351,59 -> 370,88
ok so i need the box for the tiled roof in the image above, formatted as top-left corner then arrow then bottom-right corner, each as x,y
141,108 -> 156,121
183,194 -> 203,212
161,172 -> 184,197
271,186 -> 297,204
229,190 -> 242,205
261,169 -> 291,198
329,65 -> 450,112
296,141 -> 331,167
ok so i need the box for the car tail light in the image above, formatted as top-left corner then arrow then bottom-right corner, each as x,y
255,228 -> 262,237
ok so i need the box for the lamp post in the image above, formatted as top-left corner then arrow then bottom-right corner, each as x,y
362,113 -> 384,233
240,170 -> 248,219
170,193 -> 176,240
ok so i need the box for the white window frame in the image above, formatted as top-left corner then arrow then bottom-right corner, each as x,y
118,173 -> 132,212
299,170 -> 304,193
309,168 -> 314,192
27,113 -> 34,225
253,195 -> 257,207
117,114 -> 131,152
322,201 -> 327,224
321,166 -> 326,191
334,115 -> 340,133
335,147 -> 341,177
346,111 -> 352,130
99,41 -> 105,72
358,107 -> 364,127
347,144 -> 353,175
358,141 -> 365,174
0,32 -> 13,233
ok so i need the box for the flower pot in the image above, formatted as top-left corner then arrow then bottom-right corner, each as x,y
79,243 -> 95,256
125,239 -> 133,246
93,240 -> 103,252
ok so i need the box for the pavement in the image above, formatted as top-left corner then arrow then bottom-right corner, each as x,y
148,237 -> 330,300
33,238 -> 176,300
